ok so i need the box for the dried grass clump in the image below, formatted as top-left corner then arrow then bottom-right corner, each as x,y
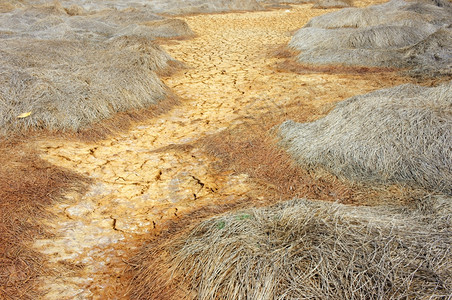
146,0 -> 263,15
57,0 -> 263,15
289,25 -> 434,52
289,0 -> 452,76
256,0 -> 310,4
312,0 -> 353,8
256,0 -> 352,8
277,82 -> 452,194
92,8 -> 195,39
0,37 -> 176,135
304,0 -> 449,28
129,197 -> 451,299
140,19 -> 194,39
404,27 -> 452,77
0,2 -> 194,41
0,2 -> 191,136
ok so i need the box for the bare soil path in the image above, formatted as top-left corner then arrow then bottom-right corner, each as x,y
33,3 -> 404,298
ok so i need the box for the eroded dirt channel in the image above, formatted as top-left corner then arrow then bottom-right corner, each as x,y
33,3 -> 408,298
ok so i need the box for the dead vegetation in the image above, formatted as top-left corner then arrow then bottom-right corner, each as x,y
0,141 -> 88,299
123,62 -> 452,298
312,0 -> 353,8
257,0 -> 352,9
201,124 -> 355,203
128,197 -> 452,299
193,69 -> 429,207
0,2 -> 194,40
193,91 -> 358,204
0,1 -> 191,137
277,81 -> 452,195
288,0 -> 452,77
53,0 -> 264,15
138,0 -> 263,15
0,37 -> 177,134
0,0 -> 27,13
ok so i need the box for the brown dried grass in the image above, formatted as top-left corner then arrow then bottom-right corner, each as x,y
0,2 -> 188,296
124,201 -> 249,299
54,92 -> 180,143
197,95 -> 430,207
288,0 -> 452,77
274,46 -> 452,84
127,197 -> 451,299
269,44 -> 301,59
277,81 -> 452,195
313,0 -> 353,9
275,55 -> 400,75
0,140 -> 89,299
0,85 -> 179,299
1,91 -> 180,145
201,123 -> 356,203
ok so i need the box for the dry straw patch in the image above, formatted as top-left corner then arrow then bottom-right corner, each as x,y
0,141 -> 88,299
128,197 -> 451,299
139,0 -> 264,15
201,123 -> 356,203
312,0 -> 353,8
257,0 -> 352,8
55,0 -> 264,15
277,81 -> 452,195
0,1 -> 190,137
0,37 -> 178,136
287,0 -> 452,77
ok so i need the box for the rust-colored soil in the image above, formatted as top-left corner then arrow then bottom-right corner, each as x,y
2,2 -> 427,299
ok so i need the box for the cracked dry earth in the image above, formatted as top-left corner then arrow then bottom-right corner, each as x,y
33,2 -> 403,299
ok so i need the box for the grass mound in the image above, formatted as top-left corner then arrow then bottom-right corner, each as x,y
55,0 -> 263,15
0,2 -> 192,136
0,2 -> 194,40
257,0 -> 352,8
312,0 -> 353,8
289,0 -> 452,77
146,0 -> 263,14
277,81 -> 452,194
0,37 -> 175,135
128,197 -> 452,299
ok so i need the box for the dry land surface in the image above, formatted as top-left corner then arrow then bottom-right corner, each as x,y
3,1 -> 442,298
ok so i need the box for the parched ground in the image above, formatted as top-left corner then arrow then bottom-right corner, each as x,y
18,1 -> 423,298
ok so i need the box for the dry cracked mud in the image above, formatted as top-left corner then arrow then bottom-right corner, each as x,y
32,2 -> 412,298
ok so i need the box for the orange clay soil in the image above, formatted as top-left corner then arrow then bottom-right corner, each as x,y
5,1 -> 422,298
